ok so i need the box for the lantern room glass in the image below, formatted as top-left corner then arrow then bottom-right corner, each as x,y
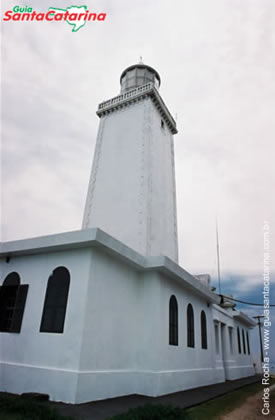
120,65 -> 160,93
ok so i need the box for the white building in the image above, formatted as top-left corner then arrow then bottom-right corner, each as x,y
0,63 -> 255,403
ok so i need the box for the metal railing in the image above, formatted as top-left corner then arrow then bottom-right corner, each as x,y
98,83 -> 153,111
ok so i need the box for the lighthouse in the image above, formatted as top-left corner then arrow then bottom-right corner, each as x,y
82,63 -> 179,262
0,61 -> 257,405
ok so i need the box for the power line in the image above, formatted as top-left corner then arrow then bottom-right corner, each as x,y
219,294 -> 275,307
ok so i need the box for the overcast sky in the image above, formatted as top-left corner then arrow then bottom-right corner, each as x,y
1,0 -> 274,357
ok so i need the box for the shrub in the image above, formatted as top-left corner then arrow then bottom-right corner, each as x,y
107,403 -> 190,420
0,395 -> 74,420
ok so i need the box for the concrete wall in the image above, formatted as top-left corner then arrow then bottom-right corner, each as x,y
82,97 -> 178,262
76,248 -> 142,402
0,245 -> 255,403
0,249 -> 92,402
212,306 -> 254,381
76,259 -> 222,402
138,272 -> 225,396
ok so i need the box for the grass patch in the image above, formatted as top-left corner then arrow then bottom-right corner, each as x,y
107,378 -> 275,420
0,414 -> 21,420
107,404 -> 191,420
187,377 -> 275,420
0,394 -> 75,420
1,378 -> 274,420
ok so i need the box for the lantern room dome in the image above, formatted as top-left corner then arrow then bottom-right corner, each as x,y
120,63 -> 161,93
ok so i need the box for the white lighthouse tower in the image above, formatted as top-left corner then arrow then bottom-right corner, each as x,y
0,62 -> 256,405
82,63 -> 179,262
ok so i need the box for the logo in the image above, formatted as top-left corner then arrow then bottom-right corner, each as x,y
3,5 -> 107,32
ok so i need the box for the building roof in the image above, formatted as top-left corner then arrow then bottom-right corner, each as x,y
120,63 -> 161,86
233,311 -> 257,327
0,228 -> 218,304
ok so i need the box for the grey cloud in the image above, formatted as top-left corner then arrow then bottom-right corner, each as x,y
1,0 -> 275,277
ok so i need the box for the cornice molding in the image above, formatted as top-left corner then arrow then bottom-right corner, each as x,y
97,83 -> 178,134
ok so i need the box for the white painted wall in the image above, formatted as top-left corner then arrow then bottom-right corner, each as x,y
212,306 -> 254,380
140,272 -> 225,395
82,96 -> 178,262
0,242 -> 255,403
76,248 -> 142,402
0,249 -> 92,402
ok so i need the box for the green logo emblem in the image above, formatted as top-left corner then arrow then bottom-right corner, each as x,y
48,5 -> 88,32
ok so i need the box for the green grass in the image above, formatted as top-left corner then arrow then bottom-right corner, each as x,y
1,378 -> 274,420
0,394 -> 75,420
187,377 -> 275,420
0,414 -> 21,420
107,404 -> 191,419
107,378 -> 275,420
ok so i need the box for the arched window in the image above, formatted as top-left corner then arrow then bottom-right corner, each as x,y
0,272 -> 28,333
214,323 -> 219,354
201,310 -> 207,349
228,327 -> 233,354
237,327 -> 241,353
246,331 -> 250,355
40,267 -> 70,334
169,295 -> 178,346
187,303 -> 195,348
242,329 -> 246,354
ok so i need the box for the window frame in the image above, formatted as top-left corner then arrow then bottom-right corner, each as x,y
242,328 -> 246,354
214,322 -> 219,354
169,295 -> 178,346
201,310 -> 207,349
237,326 -> 242,353
187,303 -> 195,348
40,266 -> 70,334
228,326 -> 234,355
246,331 -> 250,355
0,272 -> 28,333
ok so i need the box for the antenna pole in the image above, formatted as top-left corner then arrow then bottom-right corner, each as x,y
216,219 -> 221,294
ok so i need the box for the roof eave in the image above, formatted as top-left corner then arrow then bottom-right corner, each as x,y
0,229 -> 217,303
